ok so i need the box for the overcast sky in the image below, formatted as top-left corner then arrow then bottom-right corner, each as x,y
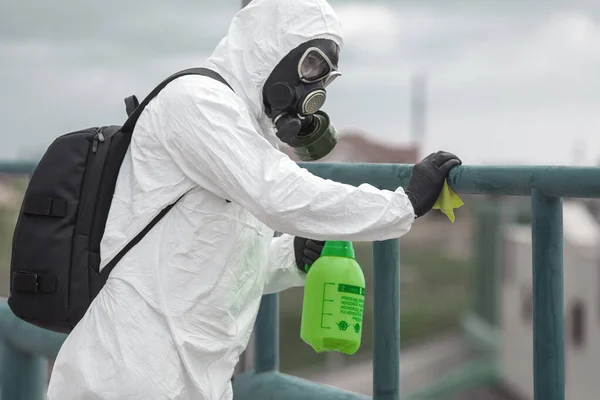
2,0 -> 600,166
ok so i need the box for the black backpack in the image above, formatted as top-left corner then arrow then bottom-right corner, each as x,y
8,68 -> 233,333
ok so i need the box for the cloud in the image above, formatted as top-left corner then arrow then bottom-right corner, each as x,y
0,0 -> 233,158
332,4 -> 600,106
333,3 -> 403,55
3,0 -> 600,165
0,40 -> 212,155
327,2 -> 600,164
0,0 -> 236,65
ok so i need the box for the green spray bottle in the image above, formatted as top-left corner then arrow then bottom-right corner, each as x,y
300,241 -> 365,355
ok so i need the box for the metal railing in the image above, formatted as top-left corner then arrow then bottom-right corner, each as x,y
1,161 -> 599,400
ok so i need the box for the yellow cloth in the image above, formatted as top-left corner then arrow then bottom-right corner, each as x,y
432,180 -> 464,223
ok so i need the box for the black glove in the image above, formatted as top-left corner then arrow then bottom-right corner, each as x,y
294,237 -> 325,273
405,151 -> 462,218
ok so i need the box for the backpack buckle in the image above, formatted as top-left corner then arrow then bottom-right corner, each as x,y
12,272 -> 39,292
12,271 -> 56,293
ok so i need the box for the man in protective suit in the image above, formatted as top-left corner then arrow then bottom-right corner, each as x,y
47,0 -> 461,399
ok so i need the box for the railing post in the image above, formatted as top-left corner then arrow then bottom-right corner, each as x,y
254,294 -> 279,372
531,191 -> 564,400
0,301 -> 67,399
1,341 -> 46,400
473,199 -> 502,327
372,239 -> 400,400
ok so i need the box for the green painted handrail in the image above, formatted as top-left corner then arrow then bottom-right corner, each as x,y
4,160 -> 600,197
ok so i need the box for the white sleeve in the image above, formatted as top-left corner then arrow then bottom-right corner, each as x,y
263,234 -> 305,295
157,75 -> 415,242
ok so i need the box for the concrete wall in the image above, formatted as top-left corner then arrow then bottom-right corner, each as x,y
500,201 -> 600,400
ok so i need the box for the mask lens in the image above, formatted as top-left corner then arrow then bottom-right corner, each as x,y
299,49 -> 332,82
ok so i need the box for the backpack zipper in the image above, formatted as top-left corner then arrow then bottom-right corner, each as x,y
91,127 -> 106,153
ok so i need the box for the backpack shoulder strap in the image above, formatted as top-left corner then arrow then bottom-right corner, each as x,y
102,193 -> 186,274
121,67 -> 233,133
102,68 -> 233,276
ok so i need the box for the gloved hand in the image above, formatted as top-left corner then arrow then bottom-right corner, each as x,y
405,151 -> 462,218
294,237 -> 325,273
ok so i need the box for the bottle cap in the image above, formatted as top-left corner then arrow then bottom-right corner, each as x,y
321,240 -> 355,259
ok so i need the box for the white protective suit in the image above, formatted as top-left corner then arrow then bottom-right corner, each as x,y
47,0 -> 415,399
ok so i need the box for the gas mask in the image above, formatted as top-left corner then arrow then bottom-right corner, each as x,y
263,39 -> 341,161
